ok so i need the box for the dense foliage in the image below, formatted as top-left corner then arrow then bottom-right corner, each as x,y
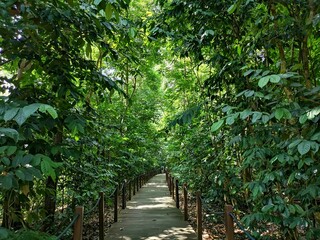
153,0 -> 320,239
0,0 -> 162,237
1,0 -> 320,239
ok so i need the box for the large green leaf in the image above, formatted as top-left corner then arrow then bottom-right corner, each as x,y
0,128 -> 19,142
38,104 -> 58,119
4,108 -> 19,121
22,103 -> 41,119
211,119 -> 224,132
298,141 -> 311,155
0,175 -> 13,190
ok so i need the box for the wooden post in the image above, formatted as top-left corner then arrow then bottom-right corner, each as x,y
133,179 -> 136,195
196,192 -> 202,240
129,180 -> 132,200
122,181 -> 126,209
224,205 -> 235,240
136,177 -> 139,192
172,177 -> 175,200
175,179 -> 179,208
183,184 -> 188,221
73,206 -> 84,240
168,175 -> 172,194
139,175 -> 142,188
114,186 -> 119,222
99,192 -> 104,240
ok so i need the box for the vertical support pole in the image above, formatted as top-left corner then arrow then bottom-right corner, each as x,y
99,192 -> 104,240
73,206 -> 84,240
136,177 -> 139,192
175,179 -> 179,208
129,180 -> 132,200
196,192 -> 202,240
183,184 -> 188,221
114,186 -> 119,222
139,175 -> 142,189
133,179 -> 136,195
122,181 -> 126,209
224,205 -> 235,240
166,171 -> 168,184
172,177 -> 175,200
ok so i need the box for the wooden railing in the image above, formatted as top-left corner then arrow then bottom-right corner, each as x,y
165,171 -> 255,240
56,168 -> 160,240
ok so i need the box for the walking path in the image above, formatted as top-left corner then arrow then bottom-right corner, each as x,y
105,174 -> 197,239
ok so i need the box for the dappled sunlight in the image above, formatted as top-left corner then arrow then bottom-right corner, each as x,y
113,226 -> 196,240
106,174 -> 197,239
127,202 -> 172,209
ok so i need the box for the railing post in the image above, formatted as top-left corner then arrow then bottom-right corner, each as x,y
133,178 -> 136,195
166,171 -> 168,184
136,177 -> 139,192
114,186 -> 119,222
225,205 -> 235,240
168,175 -> 172,194
129,180 -> 132,200
172,177 -> 175,200
175,179 -> 179,208
183,184 -> 188,221
196,191 -> 202,240
139,175 -> 142,188
73,206 -> 84,240
99,192 -> 104,240
122,181 -> 126,209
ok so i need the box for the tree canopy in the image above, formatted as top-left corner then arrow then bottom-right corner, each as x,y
1,0 -> 320,239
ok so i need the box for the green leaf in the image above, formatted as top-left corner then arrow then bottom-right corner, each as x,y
2,157 -> 10,166
298,141 -> 311,155
226,115 -> 235,125
275,108 -> 284,120
261,204 -> 274,213
94,0 -> 102,5
31,154 -> 41,166
211,119 -> 224,132
269,75 -> 281,83
22,103 -> 41,119
105,3 -> 113,20
39,104 -> 58,119
240,109 -> 252,120
262,115 -> 269,124
15,169 -> 25,181
244,69 -> 254,77
4,108 -> 19,121
14,109 -> 27,126
252,112 -> 262,123
299,114 -> 308,124
227,4 -> 237,14
0,128 -> 19,142
7,146 -> 17,156
311,132 -> 320,141
0,175 -> 13,189
288,139 -> 302,149
258,76 -> 270,88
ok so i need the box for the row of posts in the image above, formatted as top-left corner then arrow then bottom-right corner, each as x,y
166,172 -> 235,240
72,171 -> 158,240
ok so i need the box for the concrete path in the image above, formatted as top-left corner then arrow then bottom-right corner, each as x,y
106,174 -> 197,240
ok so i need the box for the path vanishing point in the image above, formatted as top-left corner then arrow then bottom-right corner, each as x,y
105,173 -> 197,240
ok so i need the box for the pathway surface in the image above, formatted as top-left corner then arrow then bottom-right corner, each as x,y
105,174 -> 197,240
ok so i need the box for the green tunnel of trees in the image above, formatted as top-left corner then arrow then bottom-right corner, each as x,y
0,0 -> 319,239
